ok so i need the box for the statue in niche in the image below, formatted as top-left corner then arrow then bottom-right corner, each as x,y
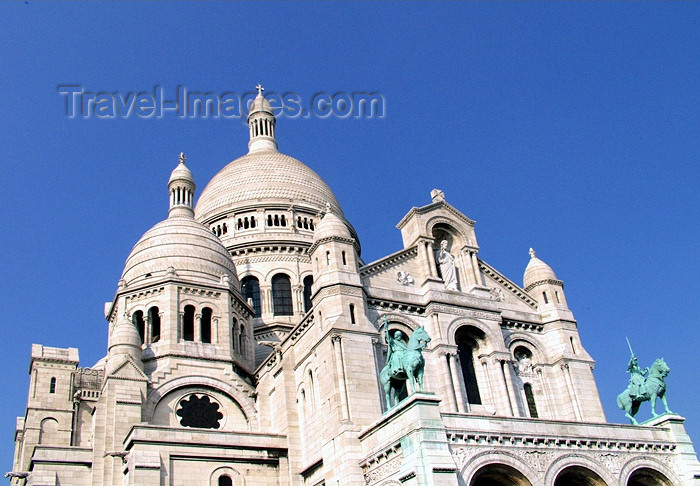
514,348 -> 534,375
436,240 -> 458,291
379,317 -> 431,410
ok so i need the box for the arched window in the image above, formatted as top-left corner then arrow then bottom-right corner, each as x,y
201,307 -> 212,343
307,369 -> 316,411
232,317 -> 238,351
272,274 -> 293,316
349,304 -> 356,324
49,377 -> 56,394
342,250 -> 347,265
132,310 -> 145,344
149,306 -> 161,343
183,305 -> 195,341
250,215 -> 256,228
326,251 -> 331,266
239,324 -> 246,356
241,276 -> 261,317
524,383 -> 538,418
455,327 -> 482,405
218,475 -> 233,486
303,275 -> 313,312
542,291 -> 549,304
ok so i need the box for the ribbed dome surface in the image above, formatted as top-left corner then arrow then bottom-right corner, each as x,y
195,150 -> 343,222
523,254 -> 558,289
121,216 -> 237,287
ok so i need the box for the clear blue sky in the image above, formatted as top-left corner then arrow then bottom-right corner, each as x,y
1,1 -> 698,471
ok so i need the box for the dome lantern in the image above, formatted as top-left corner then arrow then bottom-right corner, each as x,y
168,152 -> 195,218
247,84 -> 278,153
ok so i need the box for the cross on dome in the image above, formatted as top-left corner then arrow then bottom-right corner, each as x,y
179,152 -> 186,164
529,248 -> 536,259
256,84 -> 264,96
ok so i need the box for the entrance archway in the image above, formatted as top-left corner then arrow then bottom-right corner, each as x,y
470,463 -> 532,486
627,467 -> 673,486
554,466 -> 607,486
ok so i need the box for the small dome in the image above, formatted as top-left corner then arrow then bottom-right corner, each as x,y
247,94 -> 273,117
314,207 -> 352,241
110,318 -> 142,351
523,248 -> 558,289
168,160 -> 194,186
121,216 -> 238,288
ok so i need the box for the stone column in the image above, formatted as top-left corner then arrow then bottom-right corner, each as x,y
480,358 -> 496,409
440,352 -> 457,412
502,360 -> 520,416
426,241 -> 438,277
448,353 -> 467,413
195,314 -> 201,343
471,252 -> 482,285
498,360 -> 514,416
212,317 -> 219,344
460,249 -> 475,287
331,335 -> 350,422
562,364 -> 582,420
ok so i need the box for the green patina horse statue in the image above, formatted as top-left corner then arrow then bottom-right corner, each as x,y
380,324 -> 431,410
617,357 -> 672,424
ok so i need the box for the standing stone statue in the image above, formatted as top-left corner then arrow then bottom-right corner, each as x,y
437,240 -> 458,291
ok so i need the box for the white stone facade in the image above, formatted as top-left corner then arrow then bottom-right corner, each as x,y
10,92 -> 700,486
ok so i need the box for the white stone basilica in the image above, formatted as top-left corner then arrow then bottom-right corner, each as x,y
10,90 -> 700,486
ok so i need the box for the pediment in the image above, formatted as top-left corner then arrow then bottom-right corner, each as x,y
105,356 -> 149,382
478,259 -> 538,311
360,246 -> 419,279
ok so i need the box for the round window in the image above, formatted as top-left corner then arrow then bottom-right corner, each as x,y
176,393 -> 223,429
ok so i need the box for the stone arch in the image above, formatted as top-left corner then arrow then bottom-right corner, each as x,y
39,417 -> 59,445
144,375 -> 258,431
504,333 -> 546,363
446,318 -> 502,352
426,216 -> 468,245
462,450 -> 538,486
545,454 -> 615,486
620,457 -> 681,486
375,313 -> 419,339
263,267 -> 295,282
210,466 -> 243,486
237,268 -> 265,281
302,361 -> 320,411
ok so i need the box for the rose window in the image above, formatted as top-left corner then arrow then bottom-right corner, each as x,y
176,394 -> 223,429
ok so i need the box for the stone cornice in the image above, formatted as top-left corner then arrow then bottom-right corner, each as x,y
367,298 -> 426,315
478,260 -> 538,309
360,246 -> 418,278
524,278 -> 564,292
426,303 -> 502,321
228,241 -> 310,256
502,318 -> 544,332
308,236 -> 359,255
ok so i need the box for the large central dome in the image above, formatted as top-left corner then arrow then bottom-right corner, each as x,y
195,149 -> 343,223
